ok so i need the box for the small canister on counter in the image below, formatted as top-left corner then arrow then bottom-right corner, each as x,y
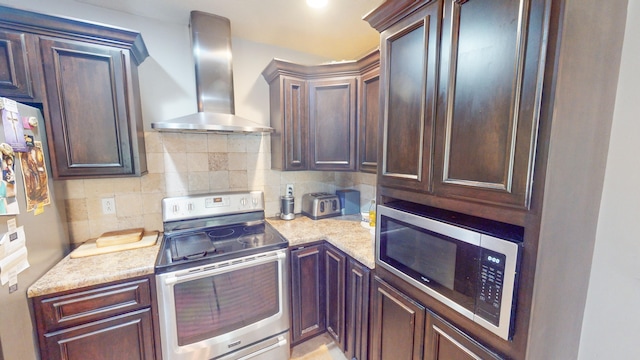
280,195 -> 295,220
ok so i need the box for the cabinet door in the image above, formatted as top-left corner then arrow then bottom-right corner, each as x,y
371,276 -> 425,360
0,29 -> 38,100
38,37 -> 138,178
358,67 -> 380,173
290,245 -> 325,344
433,0 -> 544,209
346,258 -> 370,360
324,244 -> 346,351
279,77 -> 309,170
425,312 -> 503,360
42,308 -> 155,360
309,77 -> 357,171
378,1 -> 441,192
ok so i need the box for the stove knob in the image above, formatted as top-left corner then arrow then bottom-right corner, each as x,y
172,204 -> 179,214
240,197 -> 247,207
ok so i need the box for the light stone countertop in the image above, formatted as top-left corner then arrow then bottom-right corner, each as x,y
266,215 -> 376,269
27,236 -> 161,298
27,215 -> 375,298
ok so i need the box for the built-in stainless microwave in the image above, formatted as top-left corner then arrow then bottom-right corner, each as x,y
376,201 -> 523,340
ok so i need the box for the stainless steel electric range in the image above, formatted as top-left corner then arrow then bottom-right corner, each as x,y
155,191 -> 290,360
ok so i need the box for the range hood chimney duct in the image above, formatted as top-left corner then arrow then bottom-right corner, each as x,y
151,11 -> 273,133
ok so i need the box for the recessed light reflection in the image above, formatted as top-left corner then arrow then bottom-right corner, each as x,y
307,0 -> 328,9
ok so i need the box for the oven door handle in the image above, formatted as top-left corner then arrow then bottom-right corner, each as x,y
163,250 -> 286,286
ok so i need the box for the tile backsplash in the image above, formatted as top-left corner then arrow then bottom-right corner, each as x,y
56,131 -> 376,245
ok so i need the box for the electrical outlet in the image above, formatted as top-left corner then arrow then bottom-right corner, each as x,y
101,198 -> 116,214
286,184 -> 294,197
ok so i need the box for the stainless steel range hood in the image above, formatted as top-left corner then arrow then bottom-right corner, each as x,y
151,11 -> 273,133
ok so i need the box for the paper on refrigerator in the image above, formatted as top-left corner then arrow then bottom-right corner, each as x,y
0,226 -> 29,285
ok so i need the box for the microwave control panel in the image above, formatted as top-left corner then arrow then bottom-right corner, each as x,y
476,249 -> 507,326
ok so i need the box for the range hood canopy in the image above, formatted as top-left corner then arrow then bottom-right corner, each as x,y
151,11 -> 273,133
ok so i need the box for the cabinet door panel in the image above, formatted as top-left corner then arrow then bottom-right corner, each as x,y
371,276 -> 425,360
43,308 -> 155,360
284,77 -> 308,170
325,245 -> 346,350
359,67 -> 380,173
39,37 -> 134,178
346,259 -> 370,360
379,1 -> 440,192
425,312 -> 503,360
0,30 -> 36,100
309,77 -> 357,171
434,0 -> 543,208
290,245 -> 325,344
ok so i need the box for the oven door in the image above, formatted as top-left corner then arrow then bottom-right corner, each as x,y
156,249 -> 289,360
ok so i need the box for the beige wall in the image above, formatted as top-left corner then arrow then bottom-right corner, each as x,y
58,130 -> 375,244
578,1 -> 638,358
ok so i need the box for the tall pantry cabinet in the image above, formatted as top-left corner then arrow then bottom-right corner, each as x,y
366,0 -> 627,359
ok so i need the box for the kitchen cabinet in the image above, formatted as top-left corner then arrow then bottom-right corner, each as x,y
357,55 -> 380,174
0,5 -> 148,179
324,244 -> 346,350
267,75 -> 308,170
376,0 -> 440,193
289,241 -> 371,358
367,0 -> 626,358
290,244 -> 325,344
345,258 -> 370,360
263,50 -> 379,172
370,276 -> 425,360
0,29 -> 41,101
368,0 -> 544,209
425,311 -> 502,360
309,77 -> 357,171
31,276 -> 159,360
431,0 -> 545,209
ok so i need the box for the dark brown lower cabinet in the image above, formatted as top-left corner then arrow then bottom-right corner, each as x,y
346,258 -> 370,360
290,242 -> 371,359
425,312 -> 502,360
325,244 -> 346,350
371,276 -> 426,360
290,244 -> 326,344
42,308 -> 155,360
32,276 -> 159,360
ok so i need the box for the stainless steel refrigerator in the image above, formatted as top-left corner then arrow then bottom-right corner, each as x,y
0,101 -> 69,359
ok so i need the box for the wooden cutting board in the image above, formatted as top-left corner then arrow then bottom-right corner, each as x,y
70,232 -> 158,259
95,228 -> 144,248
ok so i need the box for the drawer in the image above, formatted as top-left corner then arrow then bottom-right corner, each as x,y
36,277 -> 151,332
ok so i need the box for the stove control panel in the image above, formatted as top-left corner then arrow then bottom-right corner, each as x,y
162,191 -> 264,222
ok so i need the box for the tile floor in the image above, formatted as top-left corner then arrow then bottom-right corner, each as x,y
290,333 -> 349,360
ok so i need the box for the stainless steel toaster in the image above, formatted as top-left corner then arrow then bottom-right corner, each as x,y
301,193 -> 341,220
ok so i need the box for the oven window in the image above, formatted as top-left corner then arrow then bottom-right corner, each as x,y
379,216 -> 479,310
173,262 -> 279,346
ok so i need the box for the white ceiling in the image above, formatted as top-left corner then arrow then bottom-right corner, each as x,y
74,0 -> 385,60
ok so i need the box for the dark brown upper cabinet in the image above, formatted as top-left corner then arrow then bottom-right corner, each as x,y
0,5 -> 149,179
433,0 -> 544,209
309,77 -> 357,171
357,51 -> 380,174
367,0 -> 545,210
262,50 -> 379,172
0,29 -> 41,101
375,0 -> 441,193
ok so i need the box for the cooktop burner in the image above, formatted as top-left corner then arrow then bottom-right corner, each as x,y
169,223 -> 276,262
